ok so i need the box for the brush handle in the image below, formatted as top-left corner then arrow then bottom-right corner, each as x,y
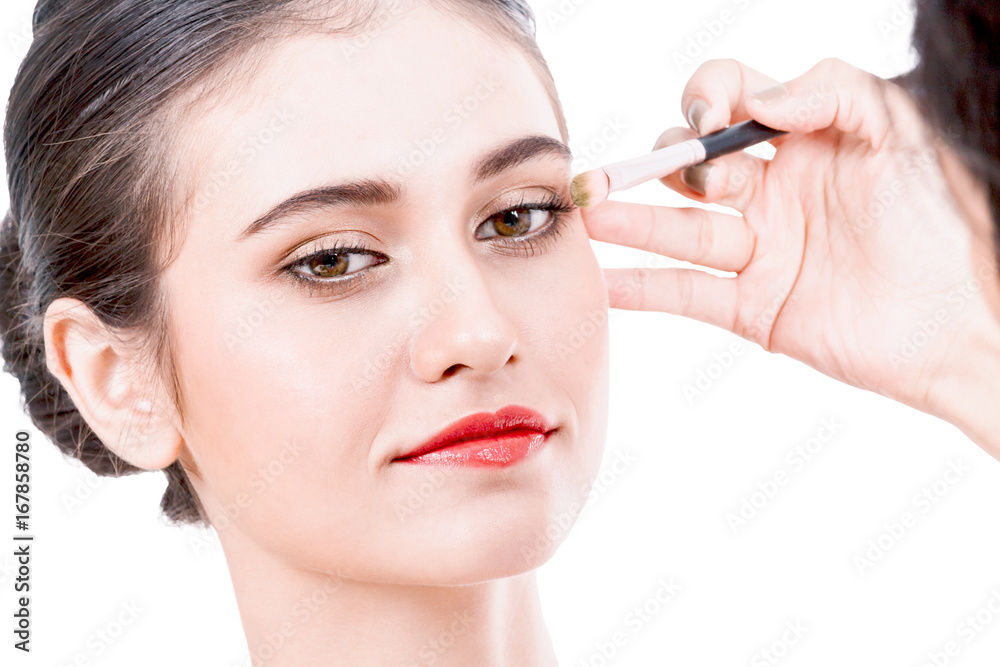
604,139 -> 705,192
698,120 -> 787,161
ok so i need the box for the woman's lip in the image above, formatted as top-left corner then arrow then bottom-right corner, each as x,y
392,404 -> 554,465
393,430 -> 552,468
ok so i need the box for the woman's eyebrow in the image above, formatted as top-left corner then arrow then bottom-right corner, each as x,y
235,134 -> 572,241
236,179 -> 400,241
470,134 -> 572,182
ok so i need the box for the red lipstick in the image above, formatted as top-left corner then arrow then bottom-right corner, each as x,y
393,404 -> 555,468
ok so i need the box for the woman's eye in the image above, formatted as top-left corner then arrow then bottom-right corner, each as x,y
476,207 -> 554,239
289,248 -> 383,280
282,196 -> 573,296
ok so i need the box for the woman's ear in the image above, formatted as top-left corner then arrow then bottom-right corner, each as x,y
42,297 -> 184,471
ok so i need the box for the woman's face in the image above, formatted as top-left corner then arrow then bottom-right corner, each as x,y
159,3 -> 609,585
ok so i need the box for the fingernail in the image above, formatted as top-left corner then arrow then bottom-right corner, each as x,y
748,84 -> 788,106
686,99 -> 710,135
681,163 -> 713,196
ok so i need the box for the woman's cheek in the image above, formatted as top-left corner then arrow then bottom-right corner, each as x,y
182,296 -> 387,515
539,223 -> 609,375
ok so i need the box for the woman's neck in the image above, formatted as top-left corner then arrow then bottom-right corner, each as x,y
218,525 -> 559,666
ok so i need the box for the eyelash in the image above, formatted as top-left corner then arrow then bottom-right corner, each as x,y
281,191 -> 577,297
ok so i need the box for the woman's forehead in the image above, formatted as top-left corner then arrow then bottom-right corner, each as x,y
173,4 -> 549,161
171,6 -> 563,236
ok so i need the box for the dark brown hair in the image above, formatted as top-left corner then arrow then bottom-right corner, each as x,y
0,0 -> 567,526
910,0 -> 1000,247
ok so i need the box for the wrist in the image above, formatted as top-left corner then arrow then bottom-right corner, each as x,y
919,130 -> 1000,457
922,305 -> 1000,459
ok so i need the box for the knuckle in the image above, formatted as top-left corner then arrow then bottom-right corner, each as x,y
645,205 -> 659,254
815,56 -> 846,73
692,209 -> 716,264
634,270 -> 649,311
687,58 -> 735,89
737,218 -> 756,272
810,57 -> 860,87
716,57 -> 742,72
676,270 -> 694,316
653,126 -> 694,151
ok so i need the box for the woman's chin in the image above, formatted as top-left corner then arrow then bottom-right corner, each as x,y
348,502 -> 582,586
389,531 -> 568,586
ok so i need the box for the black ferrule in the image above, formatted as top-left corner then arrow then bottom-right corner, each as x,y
699,120 -> 787,162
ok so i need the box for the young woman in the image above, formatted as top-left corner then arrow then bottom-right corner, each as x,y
1,0 -> 609,663
4,0 -> 1000,664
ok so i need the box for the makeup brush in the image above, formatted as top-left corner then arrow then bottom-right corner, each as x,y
569,120 -> 787,208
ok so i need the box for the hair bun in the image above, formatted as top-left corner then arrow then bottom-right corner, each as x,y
0,210 -> 23,303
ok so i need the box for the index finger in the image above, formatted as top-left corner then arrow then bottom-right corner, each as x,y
581,199 -> 755,273
682,58 -> 782,135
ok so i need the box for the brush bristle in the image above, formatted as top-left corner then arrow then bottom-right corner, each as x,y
570,169 -> 609,208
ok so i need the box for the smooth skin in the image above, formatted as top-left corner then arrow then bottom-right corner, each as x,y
581,57 -> 1000,460
41,3 -> 610,665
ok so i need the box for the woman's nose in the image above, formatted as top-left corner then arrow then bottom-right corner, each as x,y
407,253 -> 520,384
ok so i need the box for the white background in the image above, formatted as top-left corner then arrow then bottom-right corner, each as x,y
3,1 -> 1000,666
